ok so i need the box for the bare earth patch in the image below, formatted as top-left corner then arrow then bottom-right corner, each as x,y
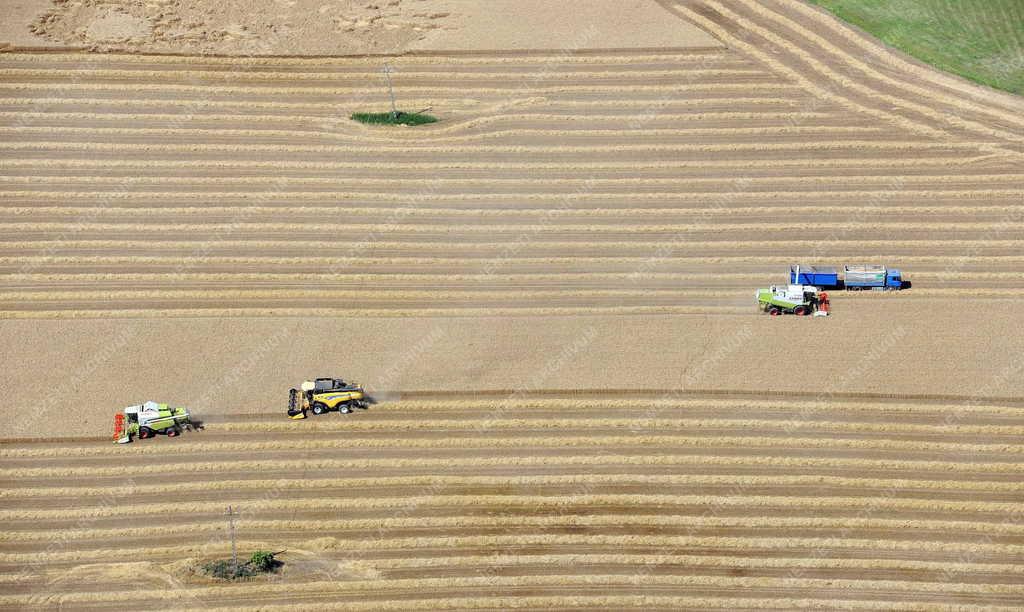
13,0 -> 720,55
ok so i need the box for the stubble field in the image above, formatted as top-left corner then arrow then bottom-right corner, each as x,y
1,0 -> 1023,608
3,393 -> 1024,609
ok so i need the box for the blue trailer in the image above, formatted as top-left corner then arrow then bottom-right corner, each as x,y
790,265 -> 840,288
844,265 -> 903,290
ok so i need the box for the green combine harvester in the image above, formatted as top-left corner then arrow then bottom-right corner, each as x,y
114,401 -> 192,443
756,284 -> 828,317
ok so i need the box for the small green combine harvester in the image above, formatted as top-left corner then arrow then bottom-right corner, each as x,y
756,284 -> 829,317
113,401 -> 192,443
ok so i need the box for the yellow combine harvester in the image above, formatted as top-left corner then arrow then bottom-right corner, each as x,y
287,378 -> 368,419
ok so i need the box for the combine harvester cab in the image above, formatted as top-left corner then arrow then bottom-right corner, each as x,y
756,284 -> 825,317
114,401 -> 191,443
288,377 -> 368,418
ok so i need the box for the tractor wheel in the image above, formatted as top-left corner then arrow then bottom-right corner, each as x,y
794,305 -> 807,316
312,403 -> 327,415
139,427 -> 153,439
339,403 -> 352,414
768,307 -> 781,317
166,427 -> 179,437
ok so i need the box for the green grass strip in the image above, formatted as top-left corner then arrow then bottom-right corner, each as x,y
807,0 -> 1024,95
351,111 -> 439,126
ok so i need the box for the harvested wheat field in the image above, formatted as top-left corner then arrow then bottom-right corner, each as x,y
3,392 -> 1024,609
1,0 -> 1024,608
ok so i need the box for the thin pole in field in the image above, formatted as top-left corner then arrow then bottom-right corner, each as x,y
226,505 -> 238,569
383,63 -> 398,119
